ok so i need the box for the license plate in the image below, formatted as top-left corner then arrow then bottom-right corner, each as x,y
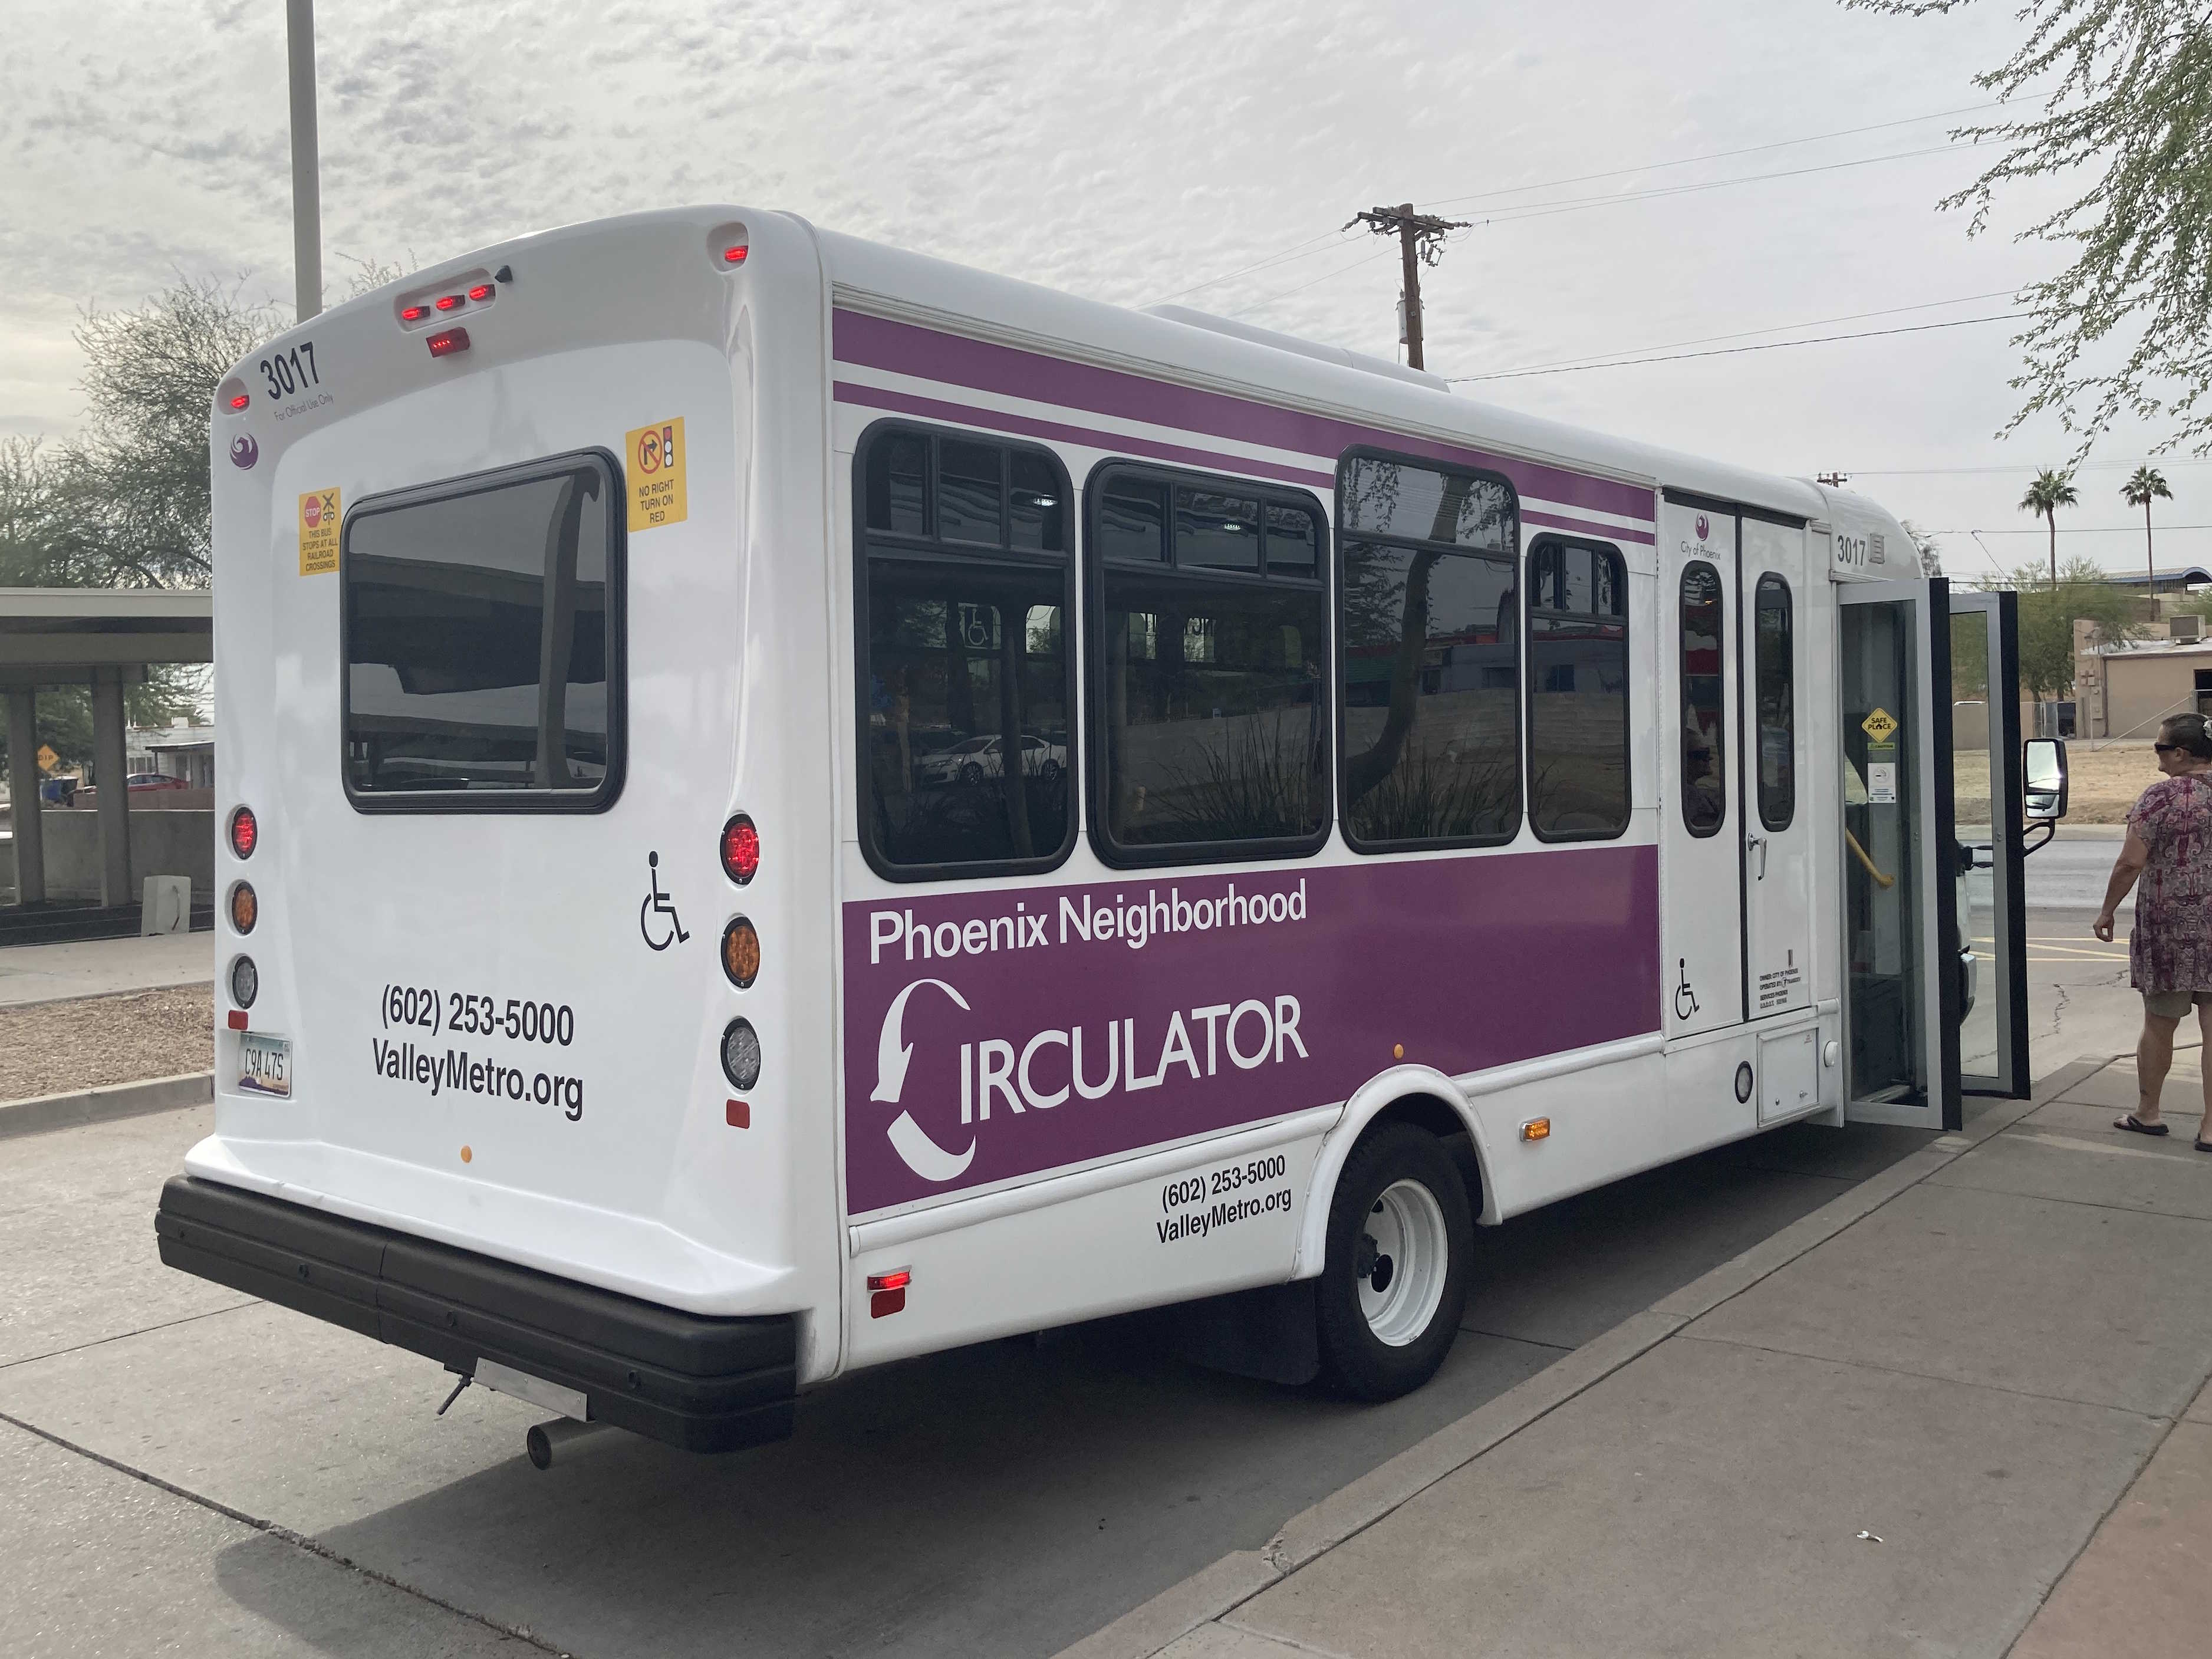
238,1032 -> 291,1098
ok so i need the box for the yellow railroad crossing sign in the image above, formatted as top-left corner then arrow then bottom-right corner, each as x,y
1861,707 -> 1899,744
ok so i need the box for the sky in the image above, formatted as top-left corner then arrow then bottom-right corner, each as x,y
2,0 -> 2203,582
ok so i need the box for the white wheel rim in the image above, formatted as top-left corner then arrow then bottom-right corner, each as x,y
1357,1179 -> 1450,1347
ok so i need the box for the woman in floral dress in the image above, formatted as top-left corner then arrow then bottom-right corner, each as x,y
2094,712 -> 2212,1149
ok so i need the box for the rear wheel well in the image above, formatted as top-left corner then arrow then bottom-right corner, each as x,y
1360,1093 -> 1483,1220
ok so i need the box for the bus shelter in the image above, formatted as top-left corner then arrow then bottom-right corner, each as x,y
1,588 -> 213,914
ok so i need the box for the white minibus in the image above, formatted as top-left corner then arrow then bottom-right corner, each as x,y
158,206 -> 2051,1455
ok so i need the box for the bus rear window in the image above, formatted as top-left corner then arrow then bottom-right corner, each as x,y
343,451 -> 623,808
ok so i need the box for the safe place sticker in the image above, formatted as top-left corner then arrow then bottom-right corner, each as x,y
626,417 -> 687,531
298,488 -> 340,575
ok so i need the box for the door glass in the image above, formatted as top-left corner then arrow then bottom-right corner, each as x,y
1842,601 -> 1925,1105
1679,562 -> 1727,835
1951,607 -> 2001,1082
1754,575 -> 1795,830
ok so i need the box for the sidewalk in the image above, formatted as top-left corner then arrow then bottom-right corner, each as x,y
0,931 -> 209,1008
1075,1055 -> 2212,1659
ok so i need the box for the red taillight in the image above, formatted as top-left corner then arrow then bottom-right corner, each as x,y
722,243 -> 749,265
467,282 -> 495,301
434,294 -> 464,312
228,805 -> 257,859
867,1269 -> 910,1318
228,392 -> 250,410
720,814 -> 760,884
399,304 -> 427,322
426,328 -> 470,358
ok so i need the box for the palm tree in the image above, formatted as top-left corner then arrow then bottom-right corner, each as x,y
2019,468 -> 2079,587
2121,465 -> 2174,595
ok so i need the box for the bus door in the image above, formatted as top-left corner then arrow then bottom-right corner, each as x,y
1838,577 -> 1964,1129
1950,590 -> 2032,1099
1660,498 -> 1743,1036
1740,516 -> 1813,1019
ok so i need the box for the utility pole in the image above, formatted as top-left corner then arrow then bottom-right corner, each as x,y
1347,203 -> 1469,371
288,0 -> 322,322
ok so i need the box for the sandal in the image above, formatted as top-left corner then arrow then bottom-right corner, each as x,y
2195,1139 -> 2212,1153
2116,1114 -> 2171,1137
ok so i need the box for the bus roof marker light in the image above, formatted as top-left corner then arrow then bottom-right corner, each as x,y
434,294 -> 465,312
720,814 -> 761,884
426,328 -> 470,358
466,283 -> 494,302
399,304 -> 427,322
722,243 -> 749,265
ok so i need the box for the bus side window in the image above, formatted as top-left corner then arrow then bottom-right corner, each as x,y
1337,451 -> 1522,850
855,423 -> 1077,879
1528,537 -> 1630,840
1085,463 -> 1330,866
1679,561 -> 1727,836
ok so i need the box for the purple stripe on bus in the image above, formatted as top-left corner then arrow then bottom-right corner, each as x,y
832,310 -> 1656,523
1522,508 -> 1658,547
839,843 -> 1661,1216
835,381 -> 1338,492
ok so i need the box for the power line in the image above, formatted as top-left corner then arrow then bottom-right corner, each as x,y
1154,100 -> 2009,315
1462,140 -> 1997,230
1449,312 -> 2024,381
1932,524 -> 2212,535
1842,460 -> 2212,476
1220,247 -> 1398,319
1419,100 -> 2010,209
1463,289 -> 2025,380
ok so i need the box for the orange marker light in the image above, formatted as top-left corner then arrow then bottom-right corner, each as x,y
721,917 -> 761,989
1522,1118 -> 1551,1143
229,881 -> 257,934
460,1145 -> 473,1164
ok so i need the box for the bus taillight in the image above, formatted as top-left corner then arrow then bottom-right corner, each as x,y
722,243 -> 749,265
228,805 -> 258,860
720,814 -> 760,884
867,1269 -> 910,1318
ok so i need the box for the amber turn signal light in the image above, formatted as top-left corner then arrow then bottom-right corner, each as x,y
1521,1118 -> 1551,1143
721,917 -> 760,989
229,881 -> 257,934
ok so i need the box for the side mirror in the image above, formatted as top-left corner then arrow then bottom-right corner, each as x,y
2024,738 -> 2069,821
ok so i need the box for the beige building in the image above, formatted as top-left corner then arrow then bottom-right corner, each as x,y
2075,615 -> 2212,740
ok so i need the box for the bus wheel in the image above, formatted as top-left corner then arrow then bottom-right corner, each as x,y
1315,1123 -> 1470,1400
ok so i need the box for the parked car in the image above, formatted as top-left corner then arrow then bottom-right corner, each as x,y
126,772 -> 192,792
911,733 -> 1066,786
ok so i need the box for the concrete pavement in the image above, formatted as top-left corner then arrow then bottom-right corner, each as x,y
0,931 -> 209,1008
1087,1054 -> 2212,1659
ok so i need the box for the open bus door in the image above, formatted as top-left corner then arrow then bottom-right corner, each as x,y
1948,590 -> 2032,1100
1836,578 -> 1970,1130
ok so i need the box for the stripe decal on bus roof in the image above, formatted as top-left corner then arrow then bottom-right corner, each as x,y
831,309 -> 1657,538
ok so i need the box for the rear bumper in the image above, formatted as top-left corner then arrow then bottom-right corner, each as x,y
155,1176 -> 796,1453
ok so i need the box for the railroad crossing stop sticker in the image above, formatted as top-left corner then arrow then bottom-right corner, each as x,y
626,417 -> 688,531
298,488 -> 340,575
1860,707 -> 1899,745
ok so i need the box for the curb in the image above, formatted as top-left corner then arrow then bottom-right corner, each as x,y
0,1071 -> 213,1141
1055,1054 -> 2118,1659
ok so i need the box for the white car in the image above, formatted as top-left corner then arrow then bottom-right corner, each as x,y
913,733 -> 1066,786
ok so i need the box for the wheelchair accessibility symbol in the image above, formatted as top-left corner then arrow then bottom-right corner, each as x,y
1673,958 -> 1699,1021
640,852 -> 690,952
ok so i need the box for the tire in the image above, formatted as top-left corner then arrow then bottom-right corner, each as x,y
1315,1123 -> 1472,1401
1038,759 -> 1064,784
959,762 -> 985,787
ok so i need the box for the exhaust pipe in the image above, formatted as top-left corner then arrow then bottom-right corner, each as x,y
526,1416 -> 615,1470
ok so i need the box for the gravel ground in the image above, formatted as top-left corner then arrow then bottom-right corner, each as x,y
0,985 -> 213,1103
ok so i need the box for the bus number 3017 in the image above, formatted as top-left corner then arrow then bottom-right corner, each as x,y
1161,1154 -> 1289,1212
